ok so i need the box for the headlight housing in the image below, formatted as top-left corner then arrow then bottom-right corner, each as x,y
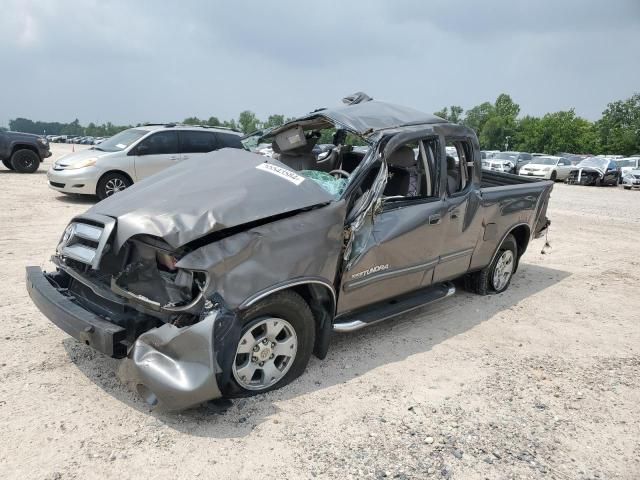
37,137 -> 48,146
542,167 -> 551,171
64,158 -> 97,170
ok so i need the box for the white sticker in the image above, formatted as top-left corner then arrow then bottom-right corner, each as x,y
116,143 -> 126,149
256,162 -> 305,186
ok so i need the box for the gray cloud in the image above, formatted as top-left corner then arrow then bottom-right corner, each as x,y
0,0 -> 638,127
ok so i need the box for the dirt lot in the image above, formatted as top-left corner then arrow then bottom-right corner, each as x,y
1,144 -> 639,480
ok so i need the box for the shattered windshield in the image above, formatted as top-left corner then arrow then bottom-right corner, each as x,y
300,170 -> 347,198
577,158 -> 608,169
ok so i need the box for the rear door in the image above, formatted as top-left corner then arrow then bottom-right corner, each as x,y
179,130 -> 218,162
433,137 -> 483,283
132,131 -> 180,179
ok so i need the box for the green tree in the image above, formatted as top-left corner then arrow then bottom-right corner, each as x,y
463,102 -> 495,134
183,116 -> 203,125
238,110 -> 260,134
597,93 -> 640,156
433,106 -> 463,123
207,116 -> 221,126
263,114 -> 285,129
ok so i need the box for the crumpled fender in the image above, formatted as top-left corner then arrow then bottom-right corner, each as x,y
126,310 -> 223,410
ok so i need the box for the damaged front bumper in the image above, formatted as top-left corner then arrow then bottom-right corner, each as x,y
26,266 -> 225,410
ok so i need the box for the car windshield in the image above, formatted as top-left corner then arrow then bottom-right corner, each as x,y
577,158 -> 608,169
532,157 -> 558,165
494,153 -> 516,160
94,129 -> 148,152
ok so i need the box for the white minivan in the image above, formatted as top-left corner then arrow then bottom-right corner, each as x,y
48,125 -> 244,199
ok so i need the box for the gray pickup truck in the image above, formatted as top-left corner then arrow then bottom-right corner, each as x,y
0,130 -> 52,172
26,94 -> 552,410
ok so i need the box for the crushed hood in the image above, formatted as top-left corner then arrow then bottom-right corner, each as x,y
88,148 -> 335,250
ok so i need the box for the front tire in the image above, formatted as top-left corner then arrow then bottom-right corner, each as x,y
225,291 -> 315,397
2,158 -> 14,170
550,171 -> 557,181
465,234 -> 518,295
96,172 -> 132,200
10,149 -> 40,173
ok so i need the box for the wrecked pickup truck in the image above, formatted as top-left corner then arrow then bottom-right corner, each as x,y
26,94 -> 552,410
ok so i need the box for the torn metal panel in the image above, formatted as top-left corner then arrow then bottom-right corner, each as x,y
89,149 -> 335,251
176,200 -> 347,309
126,310 -> 222,410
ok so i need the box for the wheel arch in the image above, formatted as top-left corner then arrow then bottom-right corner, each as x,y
239,278 -> 337,360
96,170 -> 134,195
11,143 -> 39,157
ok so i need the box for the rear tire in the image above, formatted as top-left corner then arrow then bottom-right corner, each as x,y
96,172 -> 132,200
223,290 -> 315,397
465,234 -> 518,295
2,158 -> 14,170
10,149 -> 40,173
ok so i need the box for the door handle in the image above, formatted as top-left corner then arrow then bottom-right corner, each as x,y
429,214 -> 441,225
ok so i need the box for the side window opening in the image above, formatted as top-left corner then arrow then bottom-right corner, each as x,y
445,139 -> 474,195
383,138 -> 438,201
138,131 -> 179,155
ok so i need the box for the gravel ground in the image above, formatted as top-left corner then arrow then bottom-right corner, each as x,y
1,144 -> 639,480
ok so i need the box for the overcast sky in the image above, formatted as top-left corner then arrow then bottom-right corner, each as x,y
1,0 -> 639,127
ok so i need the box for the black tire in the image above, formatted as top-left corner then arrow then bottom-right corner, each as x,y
623,186 -> 631,190
96,172 -> 132,200
550,171 -> 557,181
2,158 -> 14,170
465,234 -> 518,295
10,149 -> 40,173
223,290 -> 315,397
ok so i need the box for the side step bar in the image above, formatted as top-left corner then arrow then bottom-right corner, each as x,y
333,282 -> 456,333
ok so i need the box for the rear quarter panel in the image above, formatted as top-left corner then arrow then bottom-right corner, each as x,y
469,180 -> 553,271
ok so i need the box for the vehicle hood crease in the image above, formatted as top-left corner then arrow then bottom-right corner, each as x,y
88,149 -> 335,250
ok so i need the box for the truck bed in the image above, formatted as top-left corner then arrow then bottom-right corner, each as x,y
480,170 -> 546,188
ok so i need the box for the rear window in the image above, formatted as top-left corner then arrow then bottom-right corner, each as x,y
216,132 -> 243,149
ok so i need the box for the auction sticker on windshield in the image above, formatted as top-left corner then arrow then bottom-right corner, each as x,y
256,162 -> 305,186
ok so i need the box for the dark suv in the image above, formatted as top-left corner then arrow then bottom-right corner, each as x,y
0,131 -> 52,173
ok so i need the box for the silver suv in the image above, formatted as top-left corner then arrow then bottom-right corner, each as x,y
47,124 -> 243,199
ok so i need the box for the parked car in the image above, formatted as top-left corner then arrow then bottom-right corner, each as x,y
518,156 -> 573,181
0,131 -> 52,173
482,152 -> 518,173
621,168 -> 640,190
617,157 -> 640,179
27,94 -> 553,410
566,157 -> 620,186
47,125 -> 244,199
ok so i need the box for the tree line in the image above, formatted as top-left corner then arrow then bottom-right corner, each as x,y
6,93 -> 639,155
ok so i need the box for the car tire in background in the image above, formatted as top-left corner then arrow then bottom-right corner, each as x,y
550,171 -> 557,181
222,290 -> 315,398
2,159 -> 14,170
10,149 -> 40,173
465,234 -> 518,295
96,172 -> 132,200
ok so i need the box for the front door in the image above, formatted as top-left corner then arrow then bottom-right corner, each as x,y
337,136 -> 446,315
133,131 -> 180,180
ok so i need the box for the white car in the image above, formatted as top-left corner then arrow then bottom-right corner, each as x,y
518,156 -> 573,181
617,157 -> 640,179
48,125 -> 243,199
621,168 -> 640,190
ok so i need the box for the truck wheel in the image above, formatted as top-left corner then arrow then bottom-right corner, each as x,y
2,159 -> 14,170
96,172 -> 132,200
465,234 -> 518,295
10,149 -> 40,173
226,291 -> 315,397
